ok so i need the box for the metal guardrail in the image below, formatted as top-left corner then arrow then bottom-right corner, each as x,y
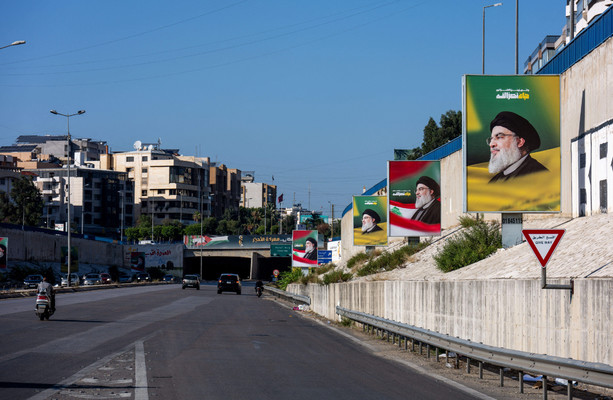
337,306 -> 613,396
264,286 -> 310,305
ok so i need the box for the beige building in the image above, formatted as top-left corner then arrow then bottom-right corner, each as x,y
241,182 -> 277,208
106,147 -> 211,225
209,163 -> 241,218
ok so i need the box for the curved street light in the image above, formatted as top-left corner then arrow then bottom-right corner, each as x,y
483,3 -> 503,74
0,40 -> 26,50
50,109 -> 86,287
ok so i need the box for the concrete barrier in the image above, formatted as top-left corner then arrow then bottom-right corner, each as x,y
287,278 -> 613,367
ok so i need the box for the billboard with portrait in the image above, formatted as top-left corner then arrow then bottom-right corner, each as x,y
463,75 -> 560,213
353,195 -> 388,246
388,161 -> 441,237
292,230 -> 318,267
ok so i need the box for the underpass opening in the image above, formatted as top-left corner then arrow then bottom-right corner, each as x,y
183,256 -> 250,281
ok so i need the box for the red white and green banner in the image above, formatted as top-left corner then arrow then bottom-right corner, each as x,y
388,161 -> 441,237
292,230 -> 318,267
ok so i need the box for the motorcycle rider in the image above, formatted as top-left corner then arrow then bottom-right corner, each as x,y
255,279 -> 263,294
37,275 -> 55,312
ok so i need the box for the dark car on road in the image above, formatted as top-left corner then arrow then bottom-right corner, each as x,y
163,274 -> 177,283
135,273 -> 151,283
23,274 -> 44,289
182,275 -> 200,290
217,273 -> 241,295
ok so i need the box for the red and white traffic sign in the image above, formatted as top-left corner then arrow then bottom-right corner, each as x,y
522,229 -> 565,268
273,269 -> 280,277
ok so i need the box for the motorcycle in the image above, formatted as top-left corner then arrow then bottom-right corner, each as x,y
256,286 -> 263,298
35,290 -> 55,321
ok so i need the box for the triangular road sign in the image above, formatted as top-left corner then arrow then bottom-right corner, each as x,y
522,229 -> 565,268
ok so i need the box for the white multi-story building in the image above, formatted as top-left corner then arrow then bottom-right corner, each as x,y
106,143 -> 211,225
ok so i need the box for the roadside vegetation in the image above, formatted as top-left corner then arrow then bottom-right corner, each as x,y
352,242 -> 430,277
434,216 -> 501,272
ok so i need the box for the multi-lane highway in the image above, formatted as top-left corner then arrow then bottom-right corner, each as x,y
0,284 -> 487,399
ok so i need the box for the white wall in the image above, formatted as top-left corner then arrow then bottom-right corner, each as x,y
288,278 -> 613,366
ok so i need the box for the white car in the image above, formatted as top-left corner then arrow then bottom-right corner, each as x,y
61,273 -> 80,286
83,273 -> 102,285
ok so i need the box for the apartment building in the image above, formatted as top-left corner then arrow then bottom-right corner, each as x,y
109,146 -> 211,225
241,182 -> 277,208
28,166 -> 134,236
209,163 -> 241,218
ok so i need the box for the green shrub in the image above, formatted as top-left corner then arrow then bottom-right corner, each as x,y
356,242 -> 428,277
322,269 -> 353,285
276,268 -> 304,290
339,316 -> 353,327
346,252 -> 370,270
434,219 -> 501,272
458,214 -> 482,228
316,263 -> 335,275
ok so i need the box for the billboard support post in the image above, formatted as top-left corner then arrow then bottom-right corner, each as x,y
501,213 -> 523,248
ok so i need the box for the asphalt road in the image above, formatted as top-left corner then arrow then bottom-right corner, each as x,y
0,283 -> 487,400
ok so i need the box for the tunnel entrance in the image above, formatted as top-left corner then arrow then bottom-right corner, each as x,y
183,255 -> 292,281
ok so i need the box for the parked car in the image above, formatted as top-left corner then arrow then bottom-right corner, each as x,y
61,273 -> 80,286
182,275 -> 200,290
118,272 -> 132,283
135,273 -> 151,283
217,273 -> 241,295
100,273 -> 112,284
163,274 -> 177,283
83,273 -> 102,285
23,274 -> 44,289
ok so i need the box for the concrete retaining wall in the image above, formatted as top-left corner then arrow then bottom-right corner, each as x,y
1,227 -> 124,267
288,278 -> 613,366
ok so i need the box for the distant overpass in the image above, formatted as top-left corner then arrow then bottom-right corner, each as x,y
183,234 -> 293,280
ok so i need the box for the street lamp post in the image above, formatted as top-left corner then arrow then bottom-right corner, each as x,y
483,3 -> 503,74
120,190 -> 125,243
0,40 -> 26,50
50,109 -> 86,287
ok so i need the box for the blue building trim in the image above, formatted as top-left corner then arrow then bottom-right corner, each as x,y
539,5 -> 613,75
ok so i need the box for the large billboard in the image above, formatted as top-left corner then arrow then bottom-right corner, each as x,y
464,75 -> 561,213
388,161 -> 441,237
292,230 -> 318,267
353,195 -> 388,246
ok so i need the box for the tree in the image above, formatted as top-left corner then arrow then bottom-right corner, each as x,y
421,110 -> 462,155
1,177 -> 43,226
0,192 -> 16,223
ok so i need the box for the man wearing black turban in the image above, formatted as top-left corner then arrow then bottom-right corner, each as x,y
361,209 -> 383,234
487,111 -> 548,183
304,237 -> 317,260
410,176 -> 441,225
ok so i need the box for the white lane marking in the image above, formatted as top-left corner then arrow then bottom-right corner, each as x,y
135,340 -> 148,400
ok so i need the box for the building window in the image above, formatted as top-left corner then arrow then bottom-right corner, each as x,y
142,190 -> 147,197
142,168 -> 148,173
126,156 -> 134,162
579,153 -> 586,168
600,180 -> 608,213
127,168 -> 133,173
157,189 -> 165,194
580,188 -> 587,204
600,143 -> 608,159
142,156 -> 148,162
169,189 -> 177,195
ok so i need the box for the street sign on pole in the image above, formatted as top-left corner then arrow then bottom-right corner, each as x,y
522,229 -> 565,268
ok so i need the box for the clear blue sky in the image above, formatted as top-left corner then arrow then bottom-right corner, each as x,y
1,0 -> 566,217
